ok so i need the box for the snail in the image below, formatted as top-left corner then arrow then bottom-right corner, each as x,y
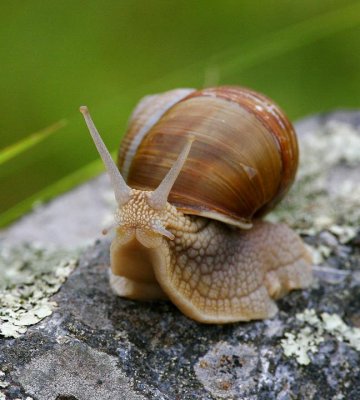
80,86 -> 313,324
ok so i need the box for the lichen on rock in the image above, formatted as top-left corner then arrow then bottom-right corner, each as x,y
194,342 -> 258,399
0,111 -> 359,399
281,309 -> 360,365
0,244 -> 78,338
268,119 -> 360,233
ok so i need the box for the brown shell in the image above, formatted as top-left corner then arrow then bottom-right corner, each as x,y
118,86 -> 299,228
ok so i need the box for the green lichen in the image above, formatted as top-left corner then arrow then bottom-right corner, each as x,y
0,244 -> 78,338
321,313 -> 360,351
282,328 -> 324,365
0,372 -> 9,390
0,372 -> 9,400
268,121 -> 360,232
281,309 -> 360,365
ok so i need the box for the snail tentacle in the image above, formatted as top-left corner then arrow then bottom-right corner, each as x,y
80,86 -> 313,324
148,137 -> 194,210
80,106 -> 132,206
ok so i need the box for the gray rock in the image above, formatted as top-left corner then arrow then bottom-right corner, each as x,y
0,174 -> 113,249
15,342 -> 145,400
1,111 -> 360,400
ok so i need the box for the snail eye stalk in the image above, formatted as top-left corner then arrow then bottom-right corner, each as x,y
80,106 -> 132,206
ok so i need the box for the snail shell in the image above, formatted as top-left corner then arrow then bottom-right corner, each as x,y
118,86 -> 298,228
80,86 -> 312,324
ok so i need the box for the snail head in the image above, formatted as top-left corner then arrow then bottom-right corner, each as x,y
80,106 -> 193,248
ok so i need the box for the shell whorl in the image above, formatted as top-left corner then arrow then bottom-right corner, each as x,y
118,86 -> 299,228
119,88 -> 196,180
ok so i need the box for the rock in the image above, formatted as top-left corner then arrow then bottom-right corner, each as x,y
15,342 -> 145,400
1,111 -> 360,399
0,175 -> 113,249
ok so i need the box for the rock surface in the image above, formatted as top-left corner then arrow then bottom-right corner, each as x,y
1,111 -> 360,400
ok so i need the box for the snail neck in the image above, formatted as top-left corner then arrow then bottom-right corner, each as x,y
108,211 -> 219,308
109,190 -> 195,300
109,234 -> 168,300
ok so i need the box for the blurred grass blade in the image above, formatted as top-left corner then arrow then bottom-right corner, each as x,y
0,155 -> 107,227
0,119 -> 67,165
217,1 -> 360,75
2,2 -> 360,227
139,1 -> 360,87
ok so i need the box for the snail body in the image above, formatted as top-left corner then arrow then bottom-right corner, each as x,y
80,86 -> 312,324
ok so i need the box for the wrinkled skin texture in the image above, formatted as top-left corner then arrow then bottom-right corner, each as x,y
110,191 -> 312,323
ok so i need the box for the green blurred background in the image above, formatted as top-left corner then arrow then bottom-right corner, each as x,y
1,0 -> 360,226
